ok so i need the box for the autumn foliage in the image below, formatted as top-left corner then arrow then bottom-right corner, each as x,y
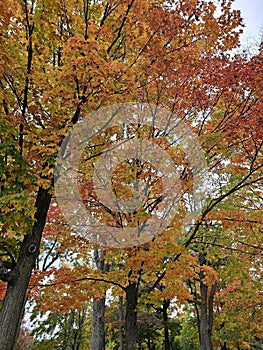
0,0 -> 263,349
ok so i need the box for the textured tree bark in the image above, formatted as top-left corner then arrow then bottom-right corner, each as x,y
90,249 -> 107,350
199,281 -> 217,350
91,296 -> 106,350
125,282 -> 138,350
0,187 -> 51,350
200,281 -> 213,350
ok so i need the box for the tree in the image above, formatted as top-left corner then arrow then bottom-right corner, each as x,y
175,308 -> 200,350
91,250 -> 108,350
1,0 -> 262,349
0,0 -> 141,346
186,44 -> 263,350
30,304 -> 91,349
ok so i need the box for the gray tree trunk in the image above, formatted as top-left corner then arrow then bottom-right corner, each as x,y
199,281 -> 217,350
125,282 -> 138,350
90,250 -> 107,350
91,296 -> 106,350
0,187 -> 51,350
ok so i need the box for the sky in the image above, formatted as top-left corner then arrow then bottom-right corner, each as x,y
232,0 -> 263,46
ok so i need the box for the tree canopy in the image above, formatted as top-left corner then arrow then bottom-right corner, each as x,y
0,0 -> 262,349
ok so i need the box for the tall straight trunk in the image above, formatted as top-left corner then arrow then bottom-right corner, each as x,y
0,187 -> 51,350
125,282 -> 138,350
91,296 -> 106,350
90,249 -> 107,350
199,281 -> 217,350
163,299 -> 170,350
119,296 -> 125,350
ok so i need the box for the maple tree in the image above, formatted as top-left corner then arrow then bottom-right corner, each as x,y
187,45 -> 263,350
33,48 -> 262,346
1,0 -> 263,349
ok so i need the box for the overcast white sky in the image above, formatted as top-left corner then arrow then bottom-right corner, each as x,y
232,0 -> 263,45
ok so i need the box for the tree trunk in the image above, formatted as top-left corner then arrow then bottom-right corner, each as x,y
125,282 -> 138,350
91,296 -> 106,350
199,281 -> 217,350
0,187 -> 51,350
90,250 -> 107,350
163,299 -> 170,350
119,296 -> 125,350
